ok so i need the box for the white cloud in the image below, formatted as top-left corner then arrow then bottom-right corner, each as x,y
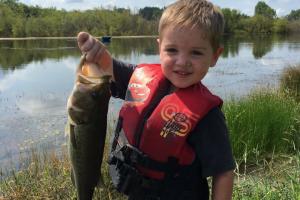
276,8 -> 285,16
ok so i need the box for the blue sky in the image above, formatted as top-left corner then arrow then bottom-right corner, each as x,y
19,0 -> 299,16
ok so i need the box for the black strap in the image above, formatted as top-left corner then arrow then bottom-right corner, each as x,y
122,144 -> 191,174
111,117 -> 123,152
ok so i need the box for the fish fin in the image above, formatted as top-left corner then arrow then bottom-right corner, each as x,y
69,124 -> 77,149
64,122 -> 70,137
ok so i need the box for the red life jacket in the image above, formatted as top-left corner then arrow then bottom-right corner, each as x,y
118,64 -> 222,180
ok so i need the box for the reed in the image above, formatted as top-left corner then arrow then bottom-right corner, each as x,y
280,64 -> 300,102
223,88 -> 300,164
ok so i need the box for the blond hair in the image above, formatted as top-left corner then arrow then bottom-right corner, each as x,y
158,0 -> 224,51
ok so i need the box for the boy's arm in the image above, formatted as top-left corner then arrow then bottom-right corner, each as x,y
211,170 -> 234,200
110,59 -> 137,99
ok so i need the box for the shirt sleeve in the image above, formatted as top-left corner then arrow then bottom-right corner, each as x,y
110,59 -> 137,99
187,107 -> 235,178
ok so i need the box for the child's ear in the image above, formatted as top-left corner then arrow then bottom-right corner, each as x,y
211,47 -> 223,67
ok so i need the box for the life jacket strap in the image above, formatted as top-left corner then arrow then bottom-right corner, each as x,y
119,144 -> 191,174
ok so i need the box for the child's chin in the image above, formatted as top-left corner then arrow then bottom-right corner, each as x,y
172,83 -> 191,89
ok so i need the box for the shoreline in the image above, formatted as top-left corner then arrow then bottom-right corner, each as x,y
0,35 -> 158,41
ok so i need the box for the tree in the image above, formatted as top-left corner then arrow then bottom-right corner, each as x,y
255,1 -> 276,19
139,7 -> 163,21
273,19 -> 288,33
286,9 -> 300,21
222,8 -> 249,34
0,3 -> 15,36
242,15 -> 273,34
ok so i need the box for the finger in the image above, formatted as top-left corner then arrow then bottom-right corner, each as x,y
85,41 -> 101,62
79,34 -> 95,53
77,32 -> 89,48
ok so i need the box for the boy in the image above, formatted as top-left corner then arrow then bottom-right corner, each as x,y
76,0 -> 235,199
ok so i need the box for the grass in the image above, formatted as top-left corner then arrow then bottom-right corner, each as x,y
223,88 -> 300,164
0,149 -> 299,199
233,152 -> 300,200
280,64 -> 300,102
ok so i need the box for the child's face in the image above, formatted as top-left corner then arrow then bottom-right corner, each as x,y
158,25 -> 223,89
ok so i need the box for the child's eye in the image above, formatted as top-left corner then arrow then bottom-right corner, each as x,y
192,50 -> 203,56
165,48 -> 178,53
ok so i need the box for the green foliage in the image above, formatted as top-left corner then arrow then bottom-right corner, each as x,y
255,1 -> 277,19
139,7 -> 163,21
222,8 -> 248,34
1,1 -> 300,37
287,9 -> 300,21
0,1 -> 158,37
280,64 -> 300,102
287,20 -> 300,33
273,18 -> 289,33
0,3 -> 15,37
224,89 -> 300,163
242,15 -> 274,34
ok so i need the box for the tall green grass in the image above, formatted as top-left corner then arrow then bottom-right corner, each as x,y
224,88 -> 300,163
280,64 -> 300,102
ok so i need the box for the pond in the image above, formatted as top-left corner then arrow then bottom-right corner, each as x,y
1,34 -> 300,170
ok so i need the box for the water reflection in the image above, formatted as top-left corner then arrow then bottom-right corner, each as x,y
0,39 -> 79,70
1,35 -> 300,72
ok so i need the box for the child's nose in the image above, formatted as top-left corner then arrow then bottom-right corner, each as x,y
176,54 -> 189,66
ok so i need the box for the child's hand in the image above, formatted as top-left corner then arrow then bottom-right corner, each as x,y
77,32 -> 113,77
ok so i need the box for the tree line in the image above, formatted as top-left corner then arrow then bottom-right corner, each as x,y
0,0 -> 300,37
222,1 -> 300,34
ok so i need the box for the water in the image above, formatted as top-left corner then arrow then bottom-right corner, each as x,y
1,35 -> 300,170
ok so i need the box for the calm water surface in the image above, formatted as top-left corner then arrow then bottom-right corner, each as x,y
1,35 -> 300,170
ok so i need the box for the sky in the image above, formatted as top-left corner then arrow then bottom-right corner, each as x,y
18,0 -> 299,17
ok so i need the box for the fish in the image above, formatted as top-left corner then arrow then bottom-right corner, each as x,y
66,54 -> 111,200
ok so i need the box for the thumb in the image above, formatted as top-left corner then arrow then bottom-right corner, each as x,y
77,32 -> 90,49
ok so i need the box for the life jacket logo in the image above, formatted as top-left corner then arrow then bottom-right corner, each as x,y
125,68 -> 152,103
125,83 -> 150,103
160,104 -> 191,138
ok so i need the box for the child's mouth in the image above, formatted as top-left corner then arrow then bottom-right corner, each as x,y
174,70 -> 191,76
